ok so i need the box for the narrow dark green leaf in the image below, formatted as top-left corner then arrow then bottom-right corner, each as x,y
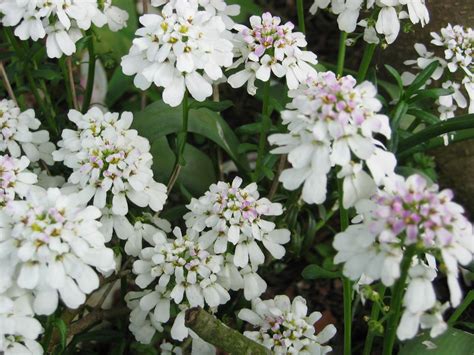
32,69 -> 63,81
406,60 -> 439,97
385,64 -> 404,92
302,264 -> 341,280
408,88 -> 454,104
237,143 -> 257,154
236,122 -> 262,135
106,67 -> 134,107
407,109 -> 440,125
52,318 -> 68,349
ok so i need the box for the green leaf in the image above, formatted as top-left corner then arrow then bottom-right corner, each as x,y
385,64 -> 404,92
106,67 -> 134,107
150,137 -> 216,196
32,69 -> 63,81
408,88 -> 454,104
406,61 -> 439,97
407,109 -> 440,125
52,318 -> 67,350
236,122 -> 262,135
302,264 -> 341,280
188,99 -> 234,112
227,0 -> 263,23
133,100 -> 250,171
399,327 -> 474,355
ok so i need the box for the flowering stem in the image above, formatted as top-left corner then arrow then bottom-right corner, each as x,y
362,286 -> 386,355
337,178 -> 352,355
356,43 -> 377,82
168,91 -> 189,191
296,0 -> 306,34
382,245 -> 416,355
336,32 -> 348,76
82,31 -> 96,113
254,79 -> 272,181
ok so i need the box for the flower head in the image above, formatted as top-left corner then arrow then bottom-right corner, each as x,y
0,0 -> 128,58
121,0 -> 234,106
238,295 -> 336,354
269,72 -> 395,207
0,155 -> 38,206
184,177 -> 290,268
228,12 -> 317,94
0,188 -> 116,315
53,108 -> 168,217
0,99 -> 55,164
333,174 -> 474,339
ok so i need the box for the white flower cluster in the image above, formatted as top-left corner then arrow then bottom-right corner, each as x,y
0,0 -> 128,58
122,0 -> 234,107
0,155 -> 37,207
0,99 -> 55,165
404,24 -> 473,122
0,188 -> 116,315
238,295 -> 336,354
150,0 -> 240,29
0,288 -> 43,355
53,108 -> 168,244
269,71 -> 396,208
228,12 -> 317,95
333,174 -> 474,340
185,177 -> 290,299
129,227 -> 228,342
310,0 -> 429,45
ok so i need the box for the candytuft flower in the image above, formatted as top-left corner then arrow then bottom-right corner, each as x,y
238,295 -> 336,354
0,99 -> 55,165
333,174 -> 474,339
121,0 -> 234,107
0,155 -> 38,206
228,12 -> 317,94
0,188 -> 116,315
0,0 -> 128,58
269,72 -> 395,207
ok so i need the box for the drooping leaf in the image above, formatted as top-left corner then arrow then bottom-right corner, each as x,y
399,327 -> 474,355
188,99 -> 234,112
133,100 -> 250,171
405,61 -> 439,97
407,109 -> 440,126
385,64 -> 404,93
302,264 -> 341,280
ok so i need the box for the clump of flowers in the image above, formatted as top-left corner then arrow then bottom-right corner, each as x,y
0,0 -> 128,58
228,12 -> 318,95
0,155 -> 37,206
0,187 -> 116,315
0,288 -> 43,355
238,295 -> 336,354
121,0 -> 234,107
53,108 -> 168,237
333,174 -> 474,340
268,71 -> 395,207
184,176 -> 289,266
404,24 -> 473,122
310,0 -> 430,45
0,99 -> 55,165
129,227 -> 229,341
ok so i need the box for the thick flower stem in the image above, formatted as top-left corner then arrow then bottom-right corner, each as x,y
357,43 -> 377,82
337,178 -> 352,355
168,91 -> 189,192
336,32 -> 348,77
382,246 -> 416,355
362,287 -> 386,355
254,79 -> 272,181
296,0 -> 306,34
185,307 -> 271,355
82,31 -> 96,113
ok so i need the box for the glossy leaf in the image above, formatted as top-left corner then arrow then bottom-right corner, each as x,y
406,61 -> 439,97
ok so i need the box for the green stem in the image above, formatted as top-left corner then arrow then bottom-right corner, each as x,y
357,43 -> 377,82
177,91 -> 189,166
382,246 -> 416,355
337,178 -> 351,355
296,0 -> 306,34
82,31 -> 96,113
59,58 -> 73,108
254,80 -> 271,181
363,287 -> 386,355
448,290 -> 474,326
388,101 -> 409,152
336,32 -> 348,76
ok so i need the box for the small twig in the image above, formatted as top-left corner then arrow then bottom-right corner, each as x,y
167,164 -> 182,193
68,308 -> 129,337
142,0 -> 149,14
268,155 -> 287,200
0,62 -> 16,103
66,57 -> 79,110
140,92 -> 147,110
185,307 -> 271,355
